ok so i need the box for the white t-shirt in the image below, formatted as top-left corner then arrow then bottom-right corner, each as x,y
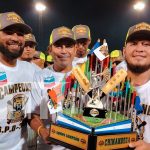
35,66 -> 71,150
0,60 -> 40,150
135,80 -> 150,143
34,66 -> 71,113
116,62 -> 150,142
72,56 -> 87,67
116,60 -> 127,71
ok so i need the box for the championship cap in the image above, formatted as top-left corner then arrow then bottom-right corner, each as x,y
24,33 -> 37,45
125,22 -> 150,44
49,26 -> 75,45
0,12 -> 32,34
72,24 -> 91,40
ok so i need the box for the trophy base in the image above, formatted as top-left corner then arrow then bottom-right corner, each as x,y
49,124 -> 137,150
83,107 -> 107,118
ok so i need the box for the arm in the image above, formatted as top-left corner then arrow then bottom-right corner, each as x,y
129,140 -> 150,150
28,113 -> 50,144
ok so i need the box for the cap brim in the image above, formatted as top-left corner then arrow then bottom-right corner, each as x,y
3,23 -> 32,34
53,37 -> 76,45
25,40 -> 37,46
126,30 -> 150,43
76,35 -> 90,40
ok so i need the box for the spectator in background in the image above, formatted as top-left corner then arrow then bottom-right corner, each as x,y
32,51 -> 45,69
110,49 -> 124,65
20,33 -> 37,62
44,54 -> 54,68
72,24 -> 91,69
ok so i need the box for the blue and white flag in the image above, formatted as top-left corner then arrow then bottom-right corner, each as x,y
88,40 -> 100,54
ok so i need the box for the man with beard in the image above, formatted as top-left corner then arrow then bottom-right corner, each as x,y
72,25 -> 91,70
20,33 -> 37,62
119,22 -> 150,150
0,12 -> 49,150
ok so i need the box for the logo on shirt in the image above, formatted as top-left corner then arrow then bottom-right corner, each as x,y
7,94 -> 28,124
44,76 -> 55,88
0,72 -> 7,85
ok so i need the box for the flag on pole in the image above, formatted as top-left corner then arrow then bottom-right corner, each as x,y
88,39 -> 100,54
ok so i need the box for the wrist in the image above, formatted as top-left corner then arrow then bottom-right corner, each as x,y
37,125 -> 44,137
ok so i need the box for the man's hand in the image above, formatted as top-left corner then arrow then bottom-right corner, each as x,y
129,140 -> 150,150
39,127 -> 51,144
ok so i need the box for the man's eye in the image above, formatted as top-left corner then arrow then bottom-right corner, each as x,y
17,32 -> 24,36
4,30 -> 24,36
55,45 -> 61,48
66,45 -> 73,48
130,42 -> 136,45
143,43 -> 150,46
4,30 -> 13,35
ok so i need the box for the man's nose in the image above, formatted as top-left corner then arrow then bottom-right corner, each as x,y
61,45 -> 67,52
11,33 -> 21,41
135,43 -> 144,52
78,43 -> 84,49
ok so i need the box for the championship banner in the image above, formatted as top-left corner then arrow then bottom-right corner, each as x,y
96,133 -> 137,150
49,124 -> 89,149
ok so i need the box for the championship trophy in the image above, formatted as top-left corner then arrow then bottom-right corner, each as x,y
48,40 -> 146,150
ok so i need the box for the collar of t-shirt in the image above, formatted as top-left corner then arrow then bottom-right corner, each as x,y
48,65 -> 72,82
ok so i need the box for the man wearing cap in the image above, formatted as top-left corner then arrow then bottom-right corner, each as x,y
44,54 -> 54,67
35,26 -> 76,149
32,51 -> 45,69
119,22 -> 150,150
0,12 -> 49,150
110,49 -> 124,65
48,26 -> 76,75
20,33 -> 37,62
72,25 -> 91,70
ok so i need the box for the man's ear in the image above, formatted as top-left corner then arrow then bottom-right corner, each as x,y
123,47 -> 126,58
74,44 -> 77,54
47,45 -> 52,54
88,39 -> 91,45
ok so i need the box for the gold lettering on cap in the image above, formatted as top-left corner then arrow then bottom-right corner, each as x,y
134,23 -> 150,32
7,13 -> 24,23
76,26 -> 87,35
24,34 -> 32,40
57,27 -> 72,37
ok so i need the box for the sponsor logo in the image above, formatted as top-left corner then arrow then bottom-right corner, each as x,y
0,72 -> 7,85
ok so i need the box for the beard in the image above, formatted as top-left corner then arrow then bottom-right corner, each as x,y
126,61 -> 150,74
0,42 -> 24,60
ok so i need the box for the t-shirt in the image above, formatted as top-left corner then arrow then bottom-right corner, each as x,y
135,80 -> 150,143
34,66 -> 71,114
116,60 -> 127,71
35,66 -> 71,150
72,56 -> 87,67
0,60 -> 40,150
